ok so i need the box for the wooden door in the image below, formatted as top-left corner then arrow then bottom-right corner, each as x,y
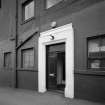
47,52 -> 57,90
46,43 -> 65,90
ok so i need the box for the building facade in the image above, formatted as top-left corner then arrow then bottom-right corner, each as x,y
0,0 -> 105,102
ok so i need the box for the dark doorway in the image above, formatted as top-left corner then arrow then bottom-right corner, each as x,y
46,43 -> 65,92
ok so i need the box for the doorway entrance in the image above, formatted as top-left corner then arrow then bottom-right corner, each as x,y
46,43 -> 65,91
38,23 -> 74,98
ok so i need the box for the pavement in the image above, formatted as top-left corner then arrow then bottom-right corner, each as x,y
0,88 -> 104,105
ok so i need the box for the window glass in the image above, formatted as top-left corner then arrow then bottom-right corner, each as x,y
4,52 -> 12,68
0,0 -> 1,8
88,39 -> 100,53
46,0 -> 62,9
23,0 -> 34,21
100,38 -> 105,51
88,37 -> 105,69
88,59 -> 100,69
22,49 -> 34,68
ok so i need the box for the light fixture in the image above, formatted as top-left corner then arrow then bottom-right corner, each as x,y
51,21 -> 57,28
49,35 -> 54,40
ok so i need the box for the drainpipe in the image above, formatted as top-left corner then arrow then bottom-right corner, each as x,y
14,0 -> 18,88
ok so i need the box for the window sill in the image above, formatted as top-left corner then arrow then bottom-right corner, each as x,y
21,16 -> 35,25
3,67 -> 13,71
74,69 -> 105,76
16,68 -> 37,72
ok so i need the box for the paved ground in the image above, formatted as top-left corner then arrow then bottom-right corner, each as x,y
0,88 -> 104,105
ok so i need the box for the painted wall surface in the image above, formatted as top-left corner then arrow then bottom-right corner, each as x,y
0,0 -> 16,87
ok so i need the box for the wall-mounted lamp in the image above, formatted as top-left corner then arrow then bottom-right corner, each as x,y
49,35 -> 54,40
51,21 -> 57,28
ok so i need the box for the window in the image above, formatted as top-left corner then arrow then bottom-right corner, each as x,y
22,0 -> 34,21
46,0 -> 62,9
0,0 -> 1,8
22,48 -> 34,68
4,52 -> 12,68
88,36 -> 105,69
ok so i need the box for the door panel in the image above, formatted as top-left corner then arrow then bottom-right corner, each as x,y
47,52 -> 57,89
56,52 -> 65,91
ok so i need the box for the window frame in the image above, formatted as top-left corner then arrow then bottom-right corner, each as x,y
21,48 -> 35,69
4,52 -> 12,68
45,0 -> 63,9
87,35 -> 105,70
22,0 -> 35,22
44,0 -> 78,11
